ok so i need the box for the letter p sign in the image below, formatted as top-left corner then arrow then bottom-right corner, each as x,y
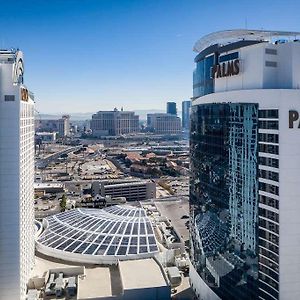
289,110 -> 299,128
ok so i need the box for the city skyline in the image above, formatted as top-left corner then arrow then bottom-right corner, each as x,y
1,0 -> 300,113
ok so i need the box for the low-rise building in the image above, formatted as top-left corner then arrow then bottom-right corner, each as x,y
29,256 -> 171,300
91,180 -> 156,201
34,183 -> 65,195
35,132 -> 57,143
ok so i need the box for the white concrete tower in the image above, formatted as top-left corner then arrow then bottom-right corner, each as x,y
0,50 -> 35,299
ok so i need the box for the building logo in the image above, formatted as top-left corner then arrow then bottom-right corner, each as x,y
21,87 -> 29,102
289,110 -> 300,128
211,59 -> 240,79
13,52 -> 24,85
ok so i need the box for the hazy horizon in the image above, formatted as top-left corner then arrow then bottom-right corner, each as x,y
2,0 -> 300,113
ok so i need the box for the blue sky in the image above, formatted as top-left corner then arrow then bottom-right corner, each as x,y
1,0 -> 300,113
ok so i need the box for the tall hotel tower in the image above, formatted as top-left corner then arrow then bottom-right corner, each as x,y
0,50 -> 35,299
190,30 -> 300,300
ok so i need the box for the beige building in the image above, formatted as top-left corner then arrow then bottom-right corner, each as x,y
91,108 -> 139,137
147,113 -> 181,134
35,114 -> 70,137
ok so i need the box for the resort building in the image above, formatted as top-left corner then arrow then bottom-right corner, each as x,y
0,50 -> 35,299
190,29 -> 300,300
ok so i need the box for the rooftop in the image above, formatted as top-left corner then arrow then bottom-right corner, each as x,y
34,182 -> 64,188
193,29 -> 300,53
31,255 -> 169,299
119,258 -> 168,289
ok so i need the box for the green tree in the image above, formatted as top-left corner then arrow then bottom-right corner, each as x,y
60,194 -> 67,212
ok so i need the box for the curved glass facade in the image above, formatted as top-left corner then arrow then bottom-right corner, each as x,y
190,103 -> 259,300
193,55 -> 215,98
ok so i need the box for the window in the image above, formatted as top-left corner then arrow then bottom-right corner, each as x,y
259,169 -> 279,182
259,182 -> 279,196
259,208 -> 279,223
259,218 -> 279,234
259,195 -> 279,209
259,255 -> 279,272
259,247 -> 279,264
259,264 -> 279,281
259,144 -> 279,155
259,157 -> 279,168
4,95 -> 15,101
259,120 -> 278,130
259,133 -> 279,144
219,52 -> 239,63
265,48 -> 277,55
265,61 -> 277,67
259,281 -> 279,299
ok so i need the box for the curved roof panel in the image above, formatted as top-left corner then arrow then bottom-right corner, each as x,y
36,205 -> 158,263
194,29 -> 300,53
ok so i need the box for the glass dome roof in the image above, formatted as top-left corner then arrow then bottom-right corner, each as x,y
36,205 -> 159,263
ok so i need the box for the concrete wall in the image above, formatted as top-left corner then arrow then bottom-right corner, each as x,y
122,286 -> 171,300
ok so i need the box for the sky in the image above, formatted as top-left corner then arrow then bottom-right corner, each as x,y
1,0 -> 300,114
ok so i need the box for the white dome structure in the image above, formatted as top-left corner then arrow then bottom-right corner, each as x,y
36,205 -> 159,264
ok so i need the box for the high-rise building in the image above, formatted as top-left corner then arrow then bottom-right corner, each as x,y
58,114 -> 70,137
182,100 -> 191,130
190,30 -> 300,300
147,113 -> 181,135
166,101 -> 177,115
90,108 -> 139,137
0,50 -> 35,299
35,114 -> 70,137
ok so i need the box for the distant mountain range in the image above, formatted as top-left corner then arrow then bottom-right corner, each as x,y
37,109 -> 182,121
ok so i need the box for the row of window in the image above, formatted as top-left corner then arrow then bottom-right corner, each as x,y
259,157 -> 279,168
259,229 -> 279,246
259,133 -> 279,144
259,109 -> 280,300
259,247 -> 279,264
259,208 -> 279,223
259,218 -> 279,234
259,144 -> 279,155
259,287 -> 279,300
4,95 -> 15,101
259,264 -> 279,282
259,120 -> 279,130
265,48 -> 278,56
259,170 -> 279,182
259,280 -> 279,300
259,238 -> 279,255
219,51 -> 239,63
260,256 -> 279,273
265,61 -> 277,68
259,182 -> 279,196
260,195 -> 279,209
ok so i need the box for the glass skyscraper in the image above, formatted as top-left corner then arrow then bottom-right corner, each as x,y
190,30 -> 300,300
190,103 -> 259,299
167,101 -> 177,115
182,100 -> 191,130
